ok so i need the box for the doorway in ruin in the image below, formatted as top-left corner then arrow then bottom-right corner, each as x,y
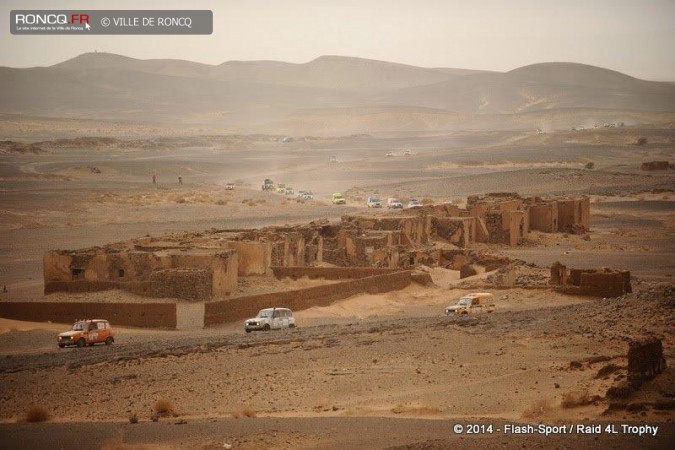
71,268 -> 84,280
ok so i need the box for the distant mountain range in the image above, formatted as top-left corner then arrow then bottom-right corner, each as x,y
1,53 -> 673,133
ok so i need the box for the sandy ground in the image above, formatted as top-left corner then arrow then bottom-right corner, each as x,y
0,125 -> 673,449
0,283 -> 672,449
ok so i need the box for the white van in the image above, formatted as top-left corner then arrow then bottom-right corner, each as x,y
245,307 -> 296,332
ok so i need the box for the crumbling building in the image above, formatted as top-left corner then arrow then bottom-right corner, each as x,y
43,193 -> 591,301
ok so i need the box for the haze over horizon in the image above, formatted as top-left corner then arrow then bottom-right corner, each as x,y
1,0 -> 674,81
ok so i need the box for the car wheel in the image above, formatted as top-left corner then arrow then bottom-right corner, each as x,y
289,324 -> 296,329
245,329 -> 252,333
76,338 -> 86,348
263,324 -> 270,331
88,343 -> 95,346
105,337 -> 114,345
58,343 -> 65,348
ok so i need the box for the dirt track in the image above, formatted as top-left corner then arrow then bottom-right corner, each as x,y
1,417 -> 673,450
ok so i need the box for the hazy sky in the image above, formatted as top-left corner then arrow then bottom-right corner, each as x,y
1,0 -> 674,80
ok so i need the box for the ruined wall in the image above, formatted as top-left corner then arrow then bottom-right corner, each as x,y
271,266 -> 400,280
497,199 -> 524,213
149,269 -> 212,300
44,248 -> 237,300
439,249 -> 470,270
336,230 -> 398,267
576,270 -> 632,297
271,233 -> 306,267
225,241 -> 271,276
61,251 -> 163,284
550,261 -> 568,285
422,204 -> 462,217
553,265 -> 631,297
529,202 -> 559,233
43,251 -> 73,282
506,210 -> 528,246
0,301 -> 176,328
460,265 -> 477,278
627,336 -> 666,385
485,211 -> 510,245
557,198 -> 590,231
430,217 -> 476,247
204,271 -> 412,325
341,216 -> 429,247
467,192 -> 521,208
475,217 -> 489,243
211,251 -> 238,298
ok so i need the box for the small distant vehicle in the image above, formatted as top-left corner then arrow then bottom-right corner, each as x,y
403,150 -> 411,156
407,199 -> 422,208
225,182 -> 235,190
367,196 -> 382,208
332,193 -> 346,205
328,155 -> 337,163
285,187 -> 294,195
386,151 -> 394,157
298,190 -> 313,200
445,293 -> 495,315
387,198 -> 403,209
276,183 -> 286,193
58,319 -> 114,348
262,179 -> 275,191
245,308 -> 296,332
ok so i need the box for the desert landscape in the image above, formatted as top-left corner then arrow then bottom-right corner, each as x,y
0,14 -> 674,449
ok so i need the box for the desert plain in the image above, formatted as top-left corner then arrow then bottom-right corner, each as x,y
0,54 -> 673,449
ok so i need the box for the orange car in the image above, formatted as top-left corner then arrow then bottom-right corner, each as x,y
57,319 -> 115,348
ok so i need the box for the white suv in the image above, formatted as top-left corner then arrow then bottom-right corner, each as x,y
245,308 -> 296,333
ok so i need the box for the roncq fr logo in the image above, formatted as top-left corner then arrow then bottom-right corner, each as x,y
14,13 -> 90,26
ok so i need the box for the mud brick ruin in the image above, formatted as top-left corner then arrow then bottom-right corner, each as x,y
606,336 -> 667,407
627,336 -> 667,386
42,193 -> 591,302
550,262 -> 632,297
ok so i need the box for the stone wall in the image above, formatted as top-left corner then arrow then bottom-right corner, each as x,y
551,264 -> 631,297
271,266 -> 401,280
225,241 -> 271,276
506,210 -> 528,246
44,248 -> 237,300
430,217 -> 476,247
341,215 -> 430,247
149,269 -> 212,300
204,271 -> 412,326
627,336 -> 667,386
529,202 -> 559,233
485,211 -> 510,245
0,301 -> 177,328
557,197 -> 590,231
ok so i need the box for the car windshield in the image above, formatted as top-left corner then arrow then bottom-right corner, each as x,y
458,298 -> 471,306
72,321 -> 87,331
370,197 -> 380,202
257,310 -> 273,318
